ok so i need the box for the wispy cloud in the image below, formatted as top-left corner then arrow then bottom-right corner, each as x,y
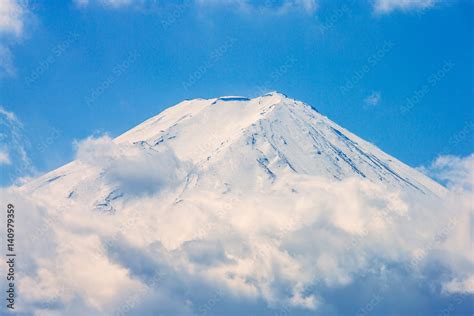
0,44 -> 16,77
0,105 -> 18,123
0,0 -> 33,77
0,0 -> 26,37
76,0 -> 319,15
195,0 -> 319,15
0,105 -> 35,183
0,145 -> 11,165
364,91 -> 381,108
373,0 -> 438,14
420,153 -> 474,191
74,0 -> 134,9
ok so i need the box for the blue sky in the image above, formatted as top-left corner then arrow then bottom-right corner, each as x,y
0,0 -> 473,185
1,2 -> 474,315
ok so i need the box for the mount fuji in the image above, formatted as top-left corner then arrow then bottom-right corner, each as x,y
6,92 -> 472,315
23,91 -> 444,203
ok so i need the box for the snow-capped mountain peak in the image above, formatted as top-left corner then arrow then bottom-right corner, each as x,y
116,93 -> 443,195
23,93 -> 445,208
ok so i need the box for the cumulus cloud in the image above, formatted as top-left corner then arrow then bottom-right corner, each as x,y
442,276 -> 474,295
373,0 -> 438,14
3,142 -> 473,314
418,154 -> 474,295
74,134 -> 190,195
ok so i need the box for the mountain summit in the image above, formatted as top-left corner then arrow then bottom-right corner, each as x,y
24,92 -> 444,202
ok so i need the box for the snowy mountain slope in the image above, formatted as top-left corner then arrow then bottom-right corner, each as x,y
22,91 -> 445,203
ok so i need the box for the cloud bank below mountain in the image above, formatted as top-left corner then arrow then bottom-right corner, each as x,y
1,136 -> 472,315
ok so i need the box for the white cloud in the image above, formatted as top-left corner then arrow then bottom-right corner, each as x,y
74,0 -> 134,8
299,0 -> 318,13
418,154 -> 474,295
76,0 -> 318,14
3,135 -> 473,314
0,0 -> 33,77
0,105 -> 18,123
442,276 -> 474,295
373,0 -> 438,14
100,0 -> 133,7
196,0 -> 319,15
421,153 -> 474,191
0,0 -> 26,37
74,0 -> 90,5
0,105 -> 35,183
364,91 -> 381,107
74,135 -> 190,195
0,145 -> 10,165
0,45 -> 16,77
